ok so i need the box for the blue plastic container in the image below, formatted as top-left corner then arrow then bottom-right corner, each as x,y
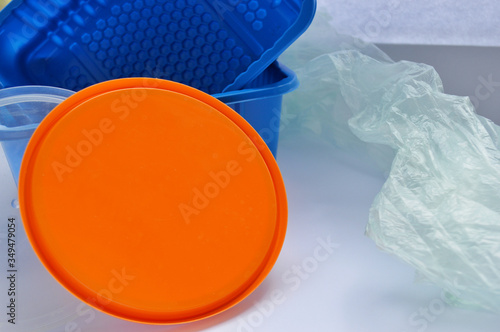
0,0 -> 315,94
0,61 -> 297,183
215,61 -> 298,155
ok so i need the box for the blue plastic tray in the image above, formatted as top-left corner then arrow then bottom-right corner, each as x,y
0,0 -> 315,93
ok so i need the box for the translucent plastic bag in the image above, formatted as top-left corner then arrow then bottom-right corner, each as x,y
281,8 -> 500,311
280,8 -> 395,175
339,50 -> 500,312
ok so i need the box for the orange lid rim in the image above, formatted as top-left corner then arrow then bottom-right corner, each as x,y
18,78 -> 288,324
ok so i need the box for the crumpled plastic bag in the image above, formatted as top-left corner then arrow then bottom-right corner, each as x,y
279,8 -> 395,175
281,7 -> 500,311
336,50 -> 500,311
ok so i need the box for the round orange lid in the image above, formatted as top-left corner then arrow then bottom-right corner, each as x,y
18,78 -> 287,324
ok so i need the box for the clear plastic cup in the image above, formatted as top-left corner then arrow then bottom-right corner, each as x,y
0,86 -> 74,184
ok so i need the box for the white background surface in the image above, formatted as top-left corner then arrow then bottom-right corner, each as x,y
323,0 -> 500,46
2,137 -> 500,332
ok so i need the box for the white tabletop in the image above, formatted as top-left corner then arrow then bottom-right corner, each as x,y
2,136 -> 500,332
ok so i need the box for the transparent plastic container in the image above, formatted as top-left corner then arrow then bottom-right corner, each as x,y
0,86 -> 74,184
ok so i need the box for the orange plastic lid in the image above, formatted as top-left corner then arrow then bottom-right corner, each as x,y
18,78 -> 287,324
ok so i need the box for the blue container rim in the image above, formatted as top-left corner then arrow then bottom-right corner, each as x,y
214,62 -> 299,105
0,0 -> 22,23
